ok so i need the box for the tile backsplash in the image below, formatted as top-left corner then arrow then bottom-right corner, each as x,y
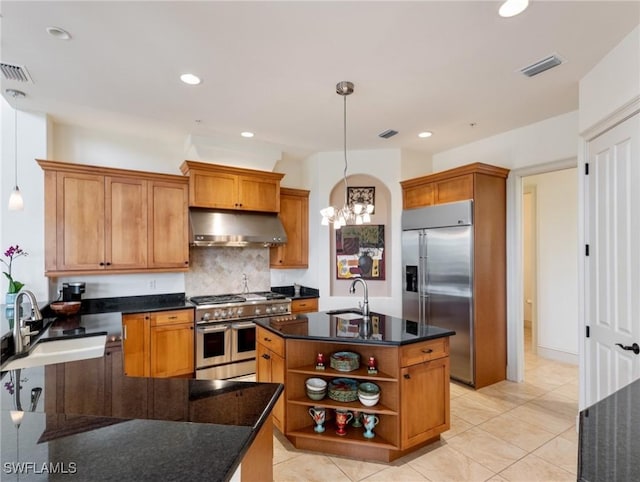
185,247 -> 271,296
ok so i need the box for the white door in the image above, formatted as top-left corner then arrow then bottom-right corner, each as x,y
586,112 -> 640,405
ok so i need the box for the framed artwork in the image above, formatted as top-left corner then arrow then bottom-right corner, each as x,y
336,224 -> 385,280
347,186 -> 375,213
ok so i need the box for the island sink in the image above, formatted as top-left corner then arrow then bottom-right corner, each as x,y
1,333 -> 107,371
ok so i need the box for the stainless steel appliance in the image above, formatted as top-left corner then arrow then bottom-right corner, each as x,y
402,200 -> 474,385
189,209 -> 287,247
191,292 -> 291,379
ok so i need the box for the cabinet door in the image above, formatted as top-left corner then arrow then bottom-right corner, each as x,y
237,175 -> 280,212
189,170 -> 238,209
106,176 -> 148,269
403,183 -> 435,210
401,357 -> 450,449
256,342 -> 272,382
271,351 -> 285,429
150,322 -> 194,378
434,174 -> 473,204
270,191 -> 309,268
56,171 -> 106,270
122,313 -> 150,377
148,180 -> 189,268
107,343 -> 148,419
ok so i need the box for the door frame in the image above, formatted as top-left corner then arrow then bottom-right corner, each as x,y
506,158 -> 577,383
522,186 -> 537,354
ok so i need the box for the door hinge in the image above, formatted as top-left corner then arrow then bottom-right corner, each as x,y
585,244 -> 590,256
586,326 -> 590,338
585,163 -> 589,175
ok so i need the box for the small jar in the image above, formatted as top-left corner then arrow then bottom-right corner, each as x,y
294,283 -> 301,297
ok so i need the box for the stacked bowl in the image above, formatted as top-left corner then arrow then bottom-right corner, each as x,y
306,378 -> 327,401
358,382 -> 380,407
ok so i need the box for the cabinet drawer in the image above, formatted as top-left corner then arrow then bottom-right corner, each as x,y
256,326 -> 285,357
150,309 -> 194,327
291,298 -> 318,313
401,338 -> 448,367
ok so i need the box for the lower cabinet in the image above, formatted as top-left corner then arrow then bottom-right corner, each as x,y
290,298 -> 318,314
122,308 -> 195,378
256,326 -> 286,432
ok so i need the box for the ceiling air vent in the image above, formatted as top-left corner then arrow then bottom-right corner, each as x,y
0,63 -> 33,83
520,54 -> 563,77
378,129 -> 398,139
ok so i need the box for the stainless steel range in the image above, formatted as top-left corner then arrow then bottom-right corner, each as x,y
191,291 -> 291,379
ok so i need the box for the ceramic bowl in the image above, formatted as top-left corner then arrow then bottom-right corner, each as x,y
328,378 -> 359,402
358,392 -> 380,407
306,389 -> 326,401
330,351 -> 360,372
306,378 -> 327,391
358,382 -> 380,395
49,301 -> 81,316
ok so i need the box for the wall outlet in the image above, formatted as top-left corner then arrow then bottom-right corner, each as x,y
149,279 -> 157,290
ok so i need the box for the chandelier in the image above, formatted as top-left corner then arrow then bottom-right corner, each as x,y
320,81 -> 374,229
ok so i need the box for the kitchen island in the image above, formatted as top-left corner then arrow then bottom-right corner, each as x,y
254,310 -> 455,462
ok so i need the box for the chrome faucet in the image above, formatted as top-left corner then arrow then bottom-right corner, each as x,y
12,290 -> 43,355
349,278 -> 370,317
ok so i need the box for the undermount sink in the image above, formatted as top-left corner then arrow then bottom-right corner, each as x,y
1,334 -> 107,371
325,309 -> 363,316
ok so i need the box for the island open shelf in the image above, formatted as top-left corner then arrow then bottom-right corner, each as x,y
255,314 -> 454,462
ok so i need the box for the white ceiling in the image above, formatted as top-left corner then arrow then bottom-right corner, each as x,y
1,1 -> 639,161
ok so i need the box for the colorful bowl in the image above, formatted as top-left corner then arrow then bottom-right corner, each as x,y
328,378 -> 359,402
49,301 -> 81,316
306,389 -> 326,401
330,351 -> 360,372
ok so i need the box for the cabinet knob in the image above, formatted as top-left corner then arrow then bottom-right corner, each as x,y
184,261 -> 189,265
421,348 -> 433,354
404,373 -> 411,379
262,353 -> 271,360
106,262 -> 112,266
264,337 -> 272,342
99,262 -> 105,266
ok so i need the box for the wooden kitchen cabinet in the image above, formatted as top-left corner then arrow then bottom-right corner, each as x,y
256,326 -> 286,432
401,162 -> 510,388
270,188 -> 309,268
400,341 -> 450,449
180,160 -> 284,212
290,298 -> 318,314
122,308 -> 195,378
38,160 -> 189,276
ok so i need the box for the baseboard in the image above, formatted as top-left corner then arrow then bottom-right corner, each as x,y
536,346 -> 578,365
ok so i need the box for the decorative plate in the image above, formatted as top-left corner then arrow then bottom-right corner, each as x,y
328,378 -> 359,402
330,351 -> 360,372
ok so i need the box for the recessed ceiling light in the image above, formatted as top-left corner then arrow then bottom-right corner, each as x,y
418,131 -> 433,138
180,73 -> 201,85
499,0 -> 529,18
241,132 -> 254,138
46,26 -> 72,40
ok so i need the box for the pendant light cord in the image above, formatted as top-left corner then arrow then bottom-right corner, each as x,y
14,104 -> 18,188
342,93 -> 349,206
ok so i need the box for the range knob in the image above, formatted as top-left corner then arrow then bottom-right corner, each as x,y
255,308 -> 261,315
227,308 -> 236,317
213,310 -> 221,318
219,309 -> 227,318
265,306 -> 272,314
202,312 -> 211,322
279,305 -> 287,312
237,307 -> 244,316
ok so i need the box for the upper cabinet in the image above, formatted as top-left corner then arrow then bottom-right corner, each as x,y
270,188 -> 309,269
38,160 -> 189,276
400,163 -> 508,210
180,161 -> 284,213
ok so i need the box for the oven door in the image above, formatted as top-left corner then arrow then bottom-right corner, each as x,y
231,321 -> 256,362
196,323 -> 231,369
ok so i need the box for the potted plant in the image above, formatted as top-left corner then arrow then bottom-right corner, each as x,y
2,245 -> 28,324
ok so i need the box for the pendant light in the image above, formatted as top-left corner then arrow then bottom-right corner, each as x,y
320,81 -> 374,229
7,89 -> 25,211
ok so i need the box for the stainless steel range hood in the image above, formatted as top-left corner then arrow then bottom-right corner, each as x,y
189,209 -> 287,247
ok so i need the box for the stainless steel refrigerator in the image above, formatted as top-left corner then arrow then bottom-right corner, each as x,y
402,200 -> 474,385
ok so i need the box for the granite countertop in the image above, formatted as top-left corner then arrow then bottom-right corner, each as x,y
0,359 -> 282,481
255,310 -> 455,345
271,285 -> 319,300
578,378 -> 640,481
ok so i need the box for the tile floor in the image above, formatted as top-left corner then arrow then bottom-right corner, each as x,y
271,329 -> 579,481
